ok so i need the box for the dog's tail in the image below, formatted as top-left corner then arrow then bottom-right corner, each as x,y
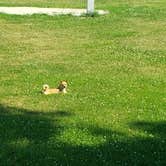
43,84 -> 49,91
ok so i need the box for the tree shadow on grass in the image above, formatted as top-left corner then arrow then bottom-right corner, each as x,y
60,121 -> 166,166
0,104 -> 166,166
130,121 -> 166,138
0,104 -> 73,166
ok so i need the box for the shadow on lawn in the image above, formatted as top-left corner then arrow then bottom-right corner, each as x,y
0,104 -> 166,166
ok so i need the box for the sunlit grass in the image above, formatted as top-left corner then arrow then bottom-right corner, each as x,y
0,0 -> 166,165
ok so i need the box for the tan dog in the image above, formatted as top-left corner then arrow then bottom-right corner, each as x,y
42,81 -> 67,95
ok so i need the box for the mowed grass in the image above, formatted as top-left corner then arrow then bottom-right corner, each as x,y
0,0 -> 87,8
0,0 -> 166,165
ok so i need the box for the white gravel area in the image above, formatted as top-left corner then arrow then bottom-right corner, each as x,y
0,7 -> 108,16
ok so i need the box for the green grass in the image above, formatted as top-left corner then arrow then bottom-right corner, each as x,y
0,0 -> 166,165
0,0 -> 87,8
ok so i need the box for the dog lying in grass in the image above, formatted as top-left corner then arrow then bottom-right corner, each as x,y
42,81 -> 67,95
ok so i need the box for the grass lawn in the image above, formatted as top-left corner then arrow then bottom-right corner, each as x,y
0,0 -> 166,165
0,0 -> 87,8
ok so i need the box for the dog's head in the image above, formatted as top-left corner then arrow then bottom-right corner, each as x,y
42,84 -> 49,91
58,81 -> 67,91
